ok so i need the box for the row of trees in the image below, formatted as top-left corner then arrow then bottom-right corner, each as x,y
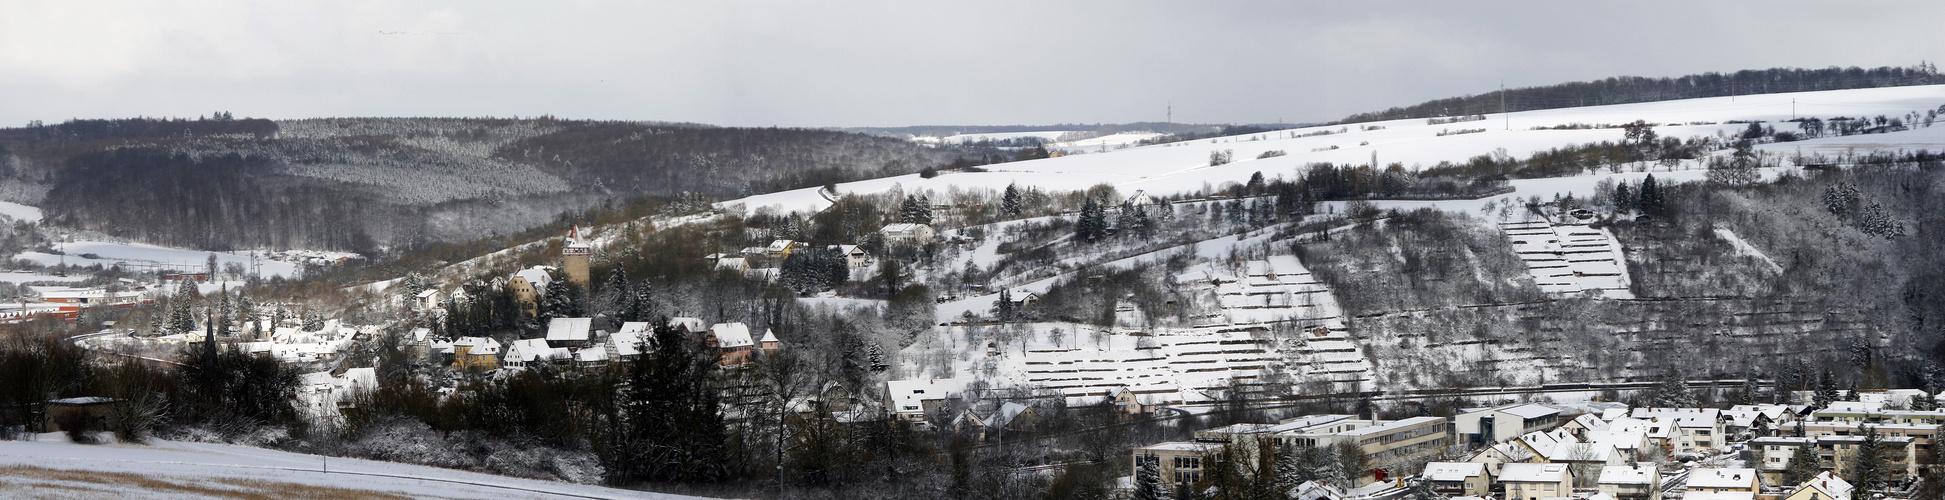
1338,64 -> 1942,123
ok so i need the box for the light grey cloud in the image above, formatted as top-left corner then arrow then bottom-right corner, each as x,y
1,1 -> 1939,127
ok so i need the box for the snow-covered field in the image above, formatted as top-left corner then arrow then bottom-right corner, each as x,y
1047,131 -> 1164,152
0,271 -> 84,284
0,434 -> 700,499
725,85 -> 1945,217
13,241 -> 358,279
0,201 -> 42,223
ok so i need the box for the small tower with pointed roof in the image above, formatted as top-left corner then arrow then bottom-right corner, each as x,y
563,225 -> 591,288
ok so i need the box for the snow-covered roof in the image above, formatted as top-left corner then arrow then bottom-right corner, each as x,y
1498,463 -> 1570,483
1632,408 -> 1720,428
1136,441 -> 1207,452
1728,404 -> 1793,421
766,239 -> 796,252
408,327 -> 430,342
610,330 -> 649,357
415,288 -> 440,299
989,402 -> 1031,428
710,322 -> 754,348
564,225 -> 590,249
1793,471 -> 1851,500
452,336 -> 500,355
1498,403 -> 1562,419
1597,465 -> 1656,485
1290,480 -> 1344,500
505,339 -> 568,363
886,378 -> 966,411
1584,430 -> 1646,450
616,322 -> 651,335
1423,462 -> 1487,482
512,266 -> 553,287
546,317 -> 592,342
1571,413 -> 1610,432
760,329 -> 779,344
1682,492 -> 1754,500
1685,468 -> 1757,489
881,223 -> 930,233
576,348 -> 607,363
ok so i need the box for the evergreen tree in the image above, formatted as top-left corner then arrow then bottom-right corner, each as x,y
898,196 -> 933,225
1637,174 -> 1664,218
601,268 -> 630,317
1859,201 -> 1904,238
627,281 -> 655,322
995,288 -> 1014,321
1784,441 -> 1820,486
169,278 -> 198,334
1116,202 -> 1141,239
1924,424 -> 1945,500
1850,426 -> 1886,491
1273,443 -> 1307,493
1076,197 -> 1106,243
1002,183 -> 1023,218
1823,182 -> 1860,216
1913,388 -> 1937,411
1134,459 -> 1164,500
214,286 -> 231,337
1741,369 -> 1762,405
604,321 -> 729,484
1613,182 -> 1633,213
1815,369 -> 1840,409
541,274 -> 581,322
1651,367 -> 1697,408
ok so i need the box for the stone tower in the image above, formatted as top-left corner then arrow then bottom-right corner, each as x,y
563,225 -> 591,288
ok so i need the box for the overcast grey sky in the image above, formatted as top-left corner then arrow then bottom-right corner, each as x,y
2,1 -> 1940,128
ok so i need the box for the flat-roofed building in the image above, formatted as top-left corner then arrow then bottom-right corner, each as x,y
1456,404 -> 1562,445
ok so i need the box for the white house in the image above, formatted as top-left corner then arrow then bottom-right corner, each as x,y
1423,462 -> 1492,497
1631,408 -> 1726,454
1685,468 -> 1759,497
880,223 -> 936,245
1456,404 -> 1563,445
1499,463 -> 1573,500
1597,465 -> 1660,500
885,378 -> 967,427
503,338 -> 571,369
413,288 -> 443,310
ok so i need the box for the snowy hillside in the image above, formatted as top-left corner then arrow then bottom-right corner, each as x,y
723,85 -> 1945,216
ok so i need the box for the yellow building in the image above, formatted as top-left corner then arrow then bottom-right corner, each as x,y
507,266 -> 552,317
450,337 -> 501,371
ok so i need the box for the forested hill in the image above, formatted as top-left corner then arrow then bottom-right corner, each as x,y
1337,64 -> 1943,124
0,117 -> 993,253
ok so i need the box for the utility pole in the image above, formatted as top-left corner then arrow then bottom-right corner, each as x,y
1167,101 -> 1173,138
1501,80 -> 1510,131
